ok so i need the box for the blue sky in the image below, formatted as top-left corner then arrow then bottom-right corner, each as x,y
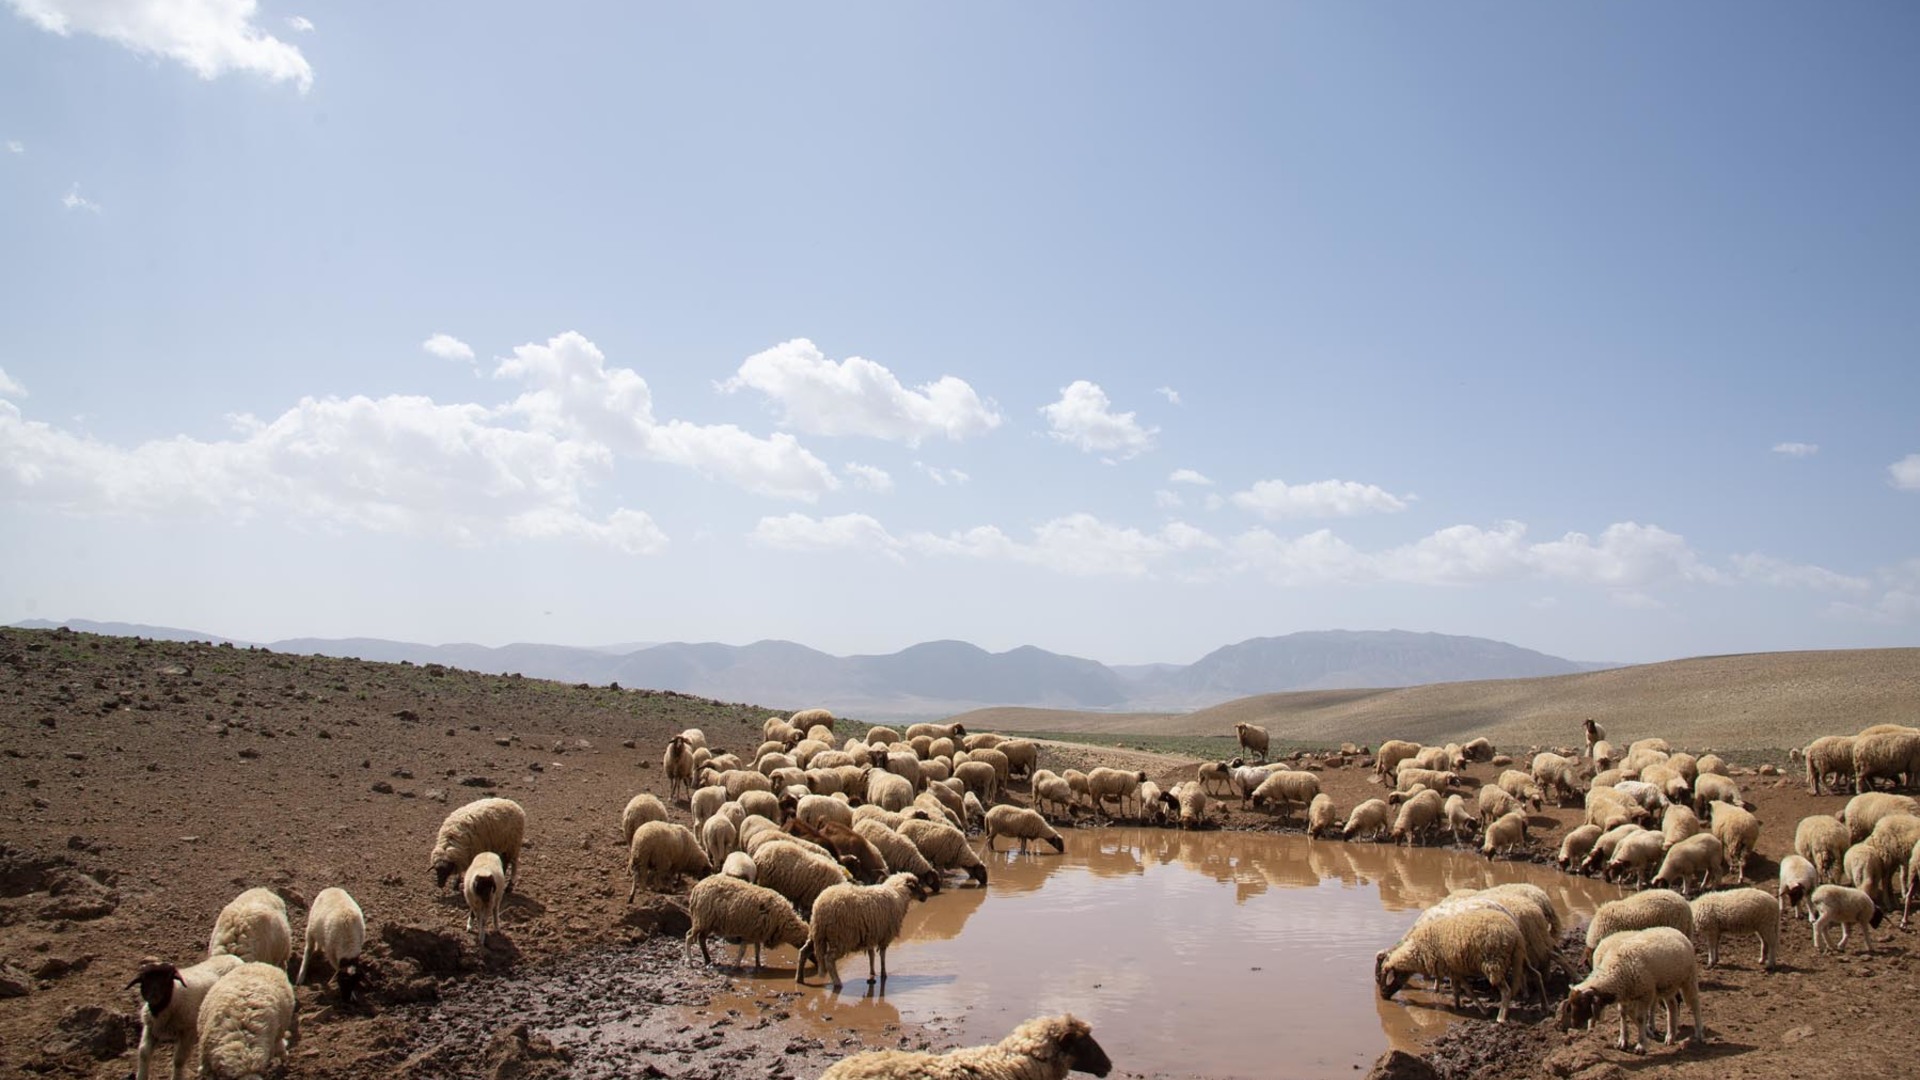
2,2 -> 1916,666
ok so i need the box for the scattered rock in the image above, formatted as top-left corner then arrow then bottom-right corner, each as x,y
621,894 -> 692,938
1366,1050 -> 1440,1080
31,954 -> 92,980
425,788 -> 448,803
0,960 -> 33,997
461,776 -> 496,789
485,1022 -> 574,1080
495,737 -> 513,747
237,747 -> 260,760
380,923 -> 467,976
1783,1024 -> 1816,1045
372,781 -> 395,794
44,1003 -> 136,1059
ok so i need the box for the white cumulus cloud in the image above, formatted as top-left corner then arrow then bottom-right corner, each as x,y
1155,386 -> 1180,405
285,14 -> 311,31
61,182 -> 100,213
751,512 -> 903,561
1890,454 -> 1920,492
7,0 -> 314,91
1040,381 -> 1156,460
1232,520 -> 1716,589
1168,468 -> 1212,486
422,333 -> 475,363
0,367 -> 25,398
1230,478 -> 1410,520
5,140 -> 22,154
1772,442 -> 1819,458
721,338 -> 1001,445
913,514 -> 1217,578
1154,489 -> 1183,509
842,462 -> 893,493
913,461 -> 969,487
1730,553 -> 1870,592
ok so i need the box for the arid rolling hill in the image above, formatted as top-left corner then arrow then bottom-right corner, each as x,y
962,648 -> 1920,751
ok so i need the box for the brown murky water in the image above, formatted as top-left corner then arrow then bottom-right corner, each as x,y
678,829 -> 1623,1079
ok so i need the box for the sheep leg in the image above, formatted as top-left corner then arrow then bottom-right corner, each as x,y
166,1034 -> 193,1080
879,943 -> 889,985
1682,978 -> 1704,1047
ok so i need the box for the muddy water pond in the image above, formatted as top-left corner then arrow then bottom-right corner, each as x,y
676,828 -> 1626,1079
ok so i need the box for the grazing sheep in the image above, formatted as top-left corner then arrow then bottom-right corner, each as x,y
1661,804 -> 1703,848
1087,767 -> 1149,820
1709,801 -> 1761,882
1777,854 -> 1820,920
904,721 -> 965,742
1690,887 -> 1779,969
1170,780 -> 1212,830
627,820 -> 711,901
622,793 -> 670,843
665,735 -> 697,802
954,760 -> 1000,805
1462,737 -> 1495,763
705,767 -> 776,801
1375,740 -> 1421,779
1810,883 -> 1883,953
793,793 -> 856,831
1804,735 -> 1857,795
1613,779 -> 1669,816
1481,811 -> 1529,859
429,796 -> 527,892
295,886 -> 366,1003
1496,769 -> 1541,808
818,1013 -> 1111,1080
1478,783 -> 1522,823
1064,768 -> 1093,810
1408,746 -> 1452,772
722,851 -> 757,881
1249,770 -> 1321,825
797,872 -> 933,989
684,872 -> 810,969
207,887 -> 292,969
1196,760 -> 1235,797
1581,824 -> 1649,876
1344,799 -> 1392,841
463,851 -> 506,946
690,785 -> 727,827
1556,926 -> 1702,1053
1557,824 -> 1603,871
1695,753 -> 1728,776
1391,790 -> 1445,846
1605,830 -> 1666,887
1395,768 -> 1461,795
700,813 -> 740,870
1584,889 -> 1694,963
1691,773 -> 1744,817
1853,729 -> 1920,792
739,788 -> 781,822
1795,814 -> 1851,883
1235,722 -> 1270,762
1308,793 -> 1340,838
1844,841 -> 1898,910
851,819 -> 943,893
866,770 -> 915,813
196,961 -> 299,1080
1840,792 -> 1920,844
1030,770 -> 1078,821
1531,753 -> 1582,805
127,953 -> 243,1080
898,817 -> 989,886
985,805 -> 1065,853
752,840 -> 856,915
1649,833 -> 1727,897
1376,907 -> 1529,1022
999,739 -> 1038,779
1590,739 -> 1615,771
790,707 -> 835,732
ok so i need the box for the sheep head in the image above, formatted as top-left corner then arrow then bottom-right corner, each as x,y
1870,905 -> 1887,929
336,957 -> 365,1003
432,859 -> 458,889
917,869 -> 943,894
1044,835 -> 1066,853
1051,1016 -> 1112,1078
127,961 -> 186,1013
1556,987 -> 1608,1031
1373,950 -> 1409,1000
966,864 -> 988,887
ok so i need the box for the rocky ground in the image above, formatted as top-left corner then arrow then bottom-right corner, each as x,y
0,626 -> 1912,1080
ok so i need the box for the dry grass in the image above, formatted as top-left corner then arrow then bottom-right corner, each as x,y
972,648 -> 1920,752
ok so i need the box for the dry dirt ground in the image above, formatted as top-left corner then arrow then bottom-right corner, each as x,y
0,627 -> 1913,1080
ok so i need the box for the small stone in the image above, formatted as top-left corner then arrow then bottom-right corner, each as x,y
460,776 -> 496,788
371,781 -> 395,794
1783,1025 -> 1816,1045
494,737 -> 512,747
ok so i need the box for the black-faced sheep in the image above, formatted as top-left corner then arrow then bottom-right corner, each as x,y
196,960 -> 299,1080
127,953 -> 243,1080
797,871 -> 932,989
1810,883 -> 1883,953
818,1013 -> 1111,1079
1778,854 -> 1820,920
463,851 -> 506,946
295,886 -> 366,1003
429,796 -> 526,892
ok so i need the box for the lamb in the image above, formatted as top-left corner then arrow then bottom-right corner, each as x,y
1840,792 -> 1920,844
1690,887 -> 1779,969
1375,907 -> 1529,1022
1709,801 -> 1761,882
1556,926 -> 1702,1053
1810,883 -> 1883,953
985,805 -> 1065,854
753,839 -> 856,915
1649,833 -> 1726,897
626,820 -> 711,901
1580,824 -> 1649,876
1391,790 -> 1445,846
700,813 -> 740,870
1344,799 -> 1392,841
1777,854 -> 1820,920
1171,780 -> 1212,830
1804,735 -> 1857,795
1557,824 -> 1603,872
1375,740 -> 1421,779
126,953 -> 243,1080
1196,760 -> 1236,797
1604,830 -> 1666,887
1235,722 -> 1270,763
898,817 -> 989,886
195,961 -> 299,1080
818,1013 -> 1111,1080
622,793 -> 670,843
665,735 -> 697,802
1308,793 -> 1340,838
1590,739 -> 1615,771
429,796 -> 526,892
1481,810 -> 1529,859
207,888 -> 292,968
683,872 -> 810,969
851,818 -> 943,892
294,886 -> 366,1003
1583,889 -> 1694,964
1087,767 -> 1149,820
1852,729 -> 1920,791
797,871 -> 933,989
1531,753 -> 1582,805
1248,770 -> 1321,825
1795,814 -> 1851,882
463,851 -> 507,946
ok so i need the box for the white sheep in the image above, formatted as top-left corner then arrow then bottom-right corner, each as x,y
1531,752 -> 1582,804
1196,760 -> 1236,797
1804,735 -> 1856,795
463,850 -> 507,946
797,871 -> 933,989
1853,729 -> 1920,791
700,813 -> 740,870
1777,854 -> 1819,920
1248,769 -> 1321,825
1395,767 -> 1461,795
1605,830 -> 1666,887
1795,814 -> 1851,883
999,739 -> 1039,779
1308,793 -> 1340,838
953,760 -> 1000,805
1171,780 -> 1211,831
207,887 -> 292,969
984,805 -> 1065,854
851,818 -> 943,892
1649,833 -> 1726,897
664,735 -> 697,802
1391,790 -> 1445,846
1497,769 -> 1543,810
1375,906 -> 1529,1022
429,796 -> 526,892
1375,740 -> 1421,778
690,785 -> 727,827
752,839 -> 855,915
1840,791 -> 1919,844
1343,798 -> 1391,842
1480,811 -> 1529,859
622,792 -> 669,843
626,820 -> 711,901
790,707 -> 836,732
1556,926 -> 1702,1053
1478,783 -> 1521,823
1234,722 -> 1270,762
1462,737 -> 1495,763
1661,804 -> 1702,849
1690,887 -> 1779,969
898,816 -> 989,886
817,1013 -> 1111,1080
126,953 -> 243,1080
1810,883 -> 1883,953
295,886 -> 366,1003
1580,823 -> 1648,875
1087,767 -> 1149,820
196,960 -> 299,1080
1557,824 -> 1603,872
1708,801 -> 1761,882
1030,769 -> 1078,821
1695,753 -> 1728,776
866,769 -> 915,813
904,721 -> 965,742
1690,773 -> 1744,817
1844,841 -> 1897,910
1584,889 -> 1694,963
683,872 -> 810,969
722,850 -> 757,881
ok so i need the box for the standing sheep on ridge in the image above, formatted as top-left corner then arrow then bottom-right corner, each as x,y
1235,722 -> 1270,763
1583,717 -> 1606,758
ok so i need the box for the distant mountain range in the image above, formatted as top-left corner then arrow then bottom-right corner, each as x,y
10,620 -> 1615,719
